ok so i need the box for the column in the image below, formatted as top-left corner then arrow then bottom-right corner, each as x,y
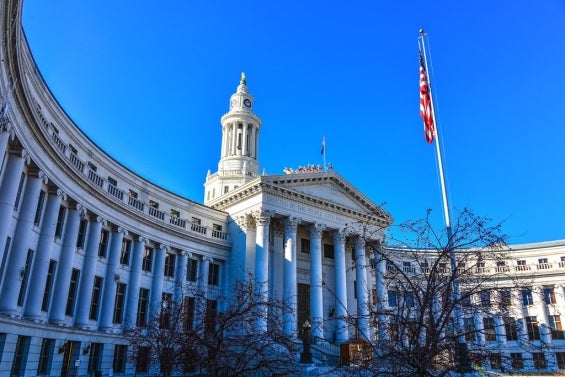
49,204 -> 85,324
354,237 -> 370,341
334,229 -> 349,343
245,215 -> 257,277
74,216 -> 105,328
251,127 -> 257,158
124,236 -> 147,328
231,123 -> 237,155
149,244 -> 167,320
374,250 -> 388,342
309,223 -> 326,340
242,124 -> 249,156
534,286 -> 552,344
0,125 -> 13,171
99,227 -> 127,330
494,314 -> 505,344
174,250 -> 189,304
24,189 -> 66,320
196,256 -> 211,332
0,169 -> 45,316
0,149 -> 28,272
230,215 -> 248,285
254,210 -> 273,324
283,217 -> 300,337
475,313 -> 485,344
221,125 -> 227,158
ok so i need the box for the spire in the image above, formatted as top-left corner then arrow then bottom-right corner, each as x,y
240,72 -> 246,85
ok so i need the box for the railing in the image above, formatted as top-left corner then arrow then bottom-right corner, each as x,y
107,184 -> 124,200
169,217 -> 186,228
87,169 -> 104,188
212,229 -> 228,240
537,262 -> 552,270
51,132 -> 66,154
69,152 -> 84,172
128,196 -> 144,211
148,206 -> 165,221
191,223 -> 207,235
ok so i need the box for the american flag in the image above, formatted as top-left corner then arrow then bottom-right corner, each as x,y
419,52 -> 435,143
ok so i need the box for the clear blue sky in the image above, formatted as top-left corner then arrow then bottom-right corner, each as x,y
22,1 -> 565,245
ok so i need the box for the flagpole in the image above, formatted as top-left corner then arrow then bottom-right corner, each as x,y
418,28 -> 471,373
322,136 -> 327,172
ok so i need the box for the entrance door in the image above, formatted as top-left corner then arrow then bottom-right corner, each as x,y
61,341 -> 80,377
297,283 -> 310,338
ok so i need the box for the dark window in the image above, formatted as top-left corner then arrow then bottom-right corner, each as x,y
301,238 -> 310,254
164,253 -> 176,278
108,176 -> 117,186
187,259 -> 198,282
37,338 -> 55,375
499,289 -> 512,309
113,345 -> 127,373
549,315 -> 565,340
504,317 -> 518,341
387,290 -> 397,307
66,268 -> 80,316
532,352 -> 546,369
98,229 -> 109,258
17,249 -> 34,306
136,346 -> 150,373
120,239 -> 131,266
405,291 -> 415,307
14,173 -> 26,210
54,206 -> 66,238
556,352 -> 565,369
205,300 -> 218,333
544,287 -> 557,304
464,317 -> 476,342
461,291 -> 471,307
11,336 -> 30,376
41,260 -> 57,311
510,353 -> 523,369
137,288 -> 149,326
208,263 -> 220,286
323,243 -> 334,259
76,219 -> 88,248
483,317 -> 496,341
90,276 -> 103,320
522,288 -> 534,306
113,283 -> 127,324
183,296 -> 195,331
490,353 -> 502,370
526,316 -> 541,340
142,247 -> 153,272
34,190 -> 46,225
480,291 -> 491,307
87,343 -> 103,373
160,293 -> 173,329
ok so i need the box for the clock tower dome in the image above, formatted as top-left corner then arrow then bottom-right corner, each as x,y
204,73 -> 262,204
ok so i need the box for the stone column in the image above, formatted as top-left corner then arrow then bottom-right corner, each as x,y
196,256 -> 211,332
0,125 -> 13,170
283,217 -> 300,337
309,223 -> 326,340
0,169 -> 46,316
24,189 -> 66,320
374,250 -> 388,342
230,215 -> 249,285
534,286 -> 552,344
175,250 -> 190,304
333,229 -> 349,343
231,123 -> 237,155
49,204 -> 85,324
254,210 -> 273,332
245,215 -> 257,277
0,149 -> 28,280
242,124 -> 249,156
99,227 -> 127,330
149,244 -> 168,319
74,216 -> 106,328
475,313 -> 485,344
354,237 -> 370,341
124,236 -> 147,328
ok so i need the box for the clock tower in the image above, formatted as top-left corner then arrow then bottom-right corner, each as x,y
204,73 -> 262,204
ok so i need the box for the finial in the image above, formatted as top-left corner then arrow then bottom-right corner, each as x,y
419,28 -> 425,36
240,72 -> 246,85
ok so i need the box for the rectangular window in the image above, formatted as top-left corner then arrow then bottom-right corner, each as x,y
11,335 -> 30,376
405,291 -> 414,307
34,190 -> 46,225
87,343 -> 103,373
532,352 -> 546,369
137,288 -> 150,326
160,293 -> 172,329
549,315 -> 565,340
113,345 -> 127,373
556,352 -> 565,369
521,288 -> 534,306
538,258 -> 550,269
480,291 -> 491,307
461,291 -> 472,307
37,338 -> 55,375
205,299 -> 218,333
108,176 -> 117,186
183,296 -> 195,331
504,317 -> 518,341
510,353 -> 523,369
54,206 -> 66,238
14,172 -> 25,210
499,289 -> 512,309
208,263 -> 220,286
187,259 -> 198,282
483,317 -> 496,341
41,260 -> 57,311
142,247 -> 153,272
489,353 -> 502,370
544,287 -> 557,304
300,238 -> 310,254
17,249 -> 34,306
90,276 -> 103,320
120,238 -> 131,266
323,244 -> 335,259
76,219 -> 88,248
164,253 -> 176,278
98,229 -> 109,258
526,316 -> 541,340
113,283 -> 127,324
66,268 -> 80,316
136,346 -> 150,373
387,290 -> 397,307
516,259 -> 528,270
403,261 -> 415,274
464,317 -> 476,342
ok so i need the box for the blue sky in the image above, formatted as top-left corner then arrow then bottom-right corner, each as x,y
22,1 -> 565,244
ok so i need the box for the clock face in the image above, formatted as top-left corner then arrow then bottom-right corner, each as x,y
243,98 -> 251,108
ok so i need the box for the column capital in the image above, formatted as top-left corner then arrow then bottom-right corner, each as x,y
253,209 -> 275,226
20,148 -> 31,165
354,236 -> 366,250
159,244 -> 170,252
116,227 -> 128,236
29,169 -> 49,184
137,236 -> 149,245
180,250 -> 192,258
94,216 -> 107,226
54,188 -> 67,201
236,214 -> 254,230
309,223 -> 326,239
284,217 -> 301,233
202,256 -> 213,263
75,203 -> 88,216
333,228 -> 347,243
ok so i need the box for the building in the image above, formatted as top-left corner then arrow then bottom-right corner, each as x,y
1,0 -> 565,375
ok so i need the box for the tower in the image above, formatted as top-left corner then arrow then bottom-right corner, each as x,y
204,73 -> 261,204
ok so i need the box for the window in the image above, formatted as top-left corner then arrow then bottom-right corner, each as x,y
98,229 -> 109,258
510,353 -> 523,369
522,288 -> 534,306
516,259 -> 528,271
41,260 -> 57,311
301,238 -> 310,254
76,219 -> 88,248
90,276 -> 103,320
538,258 -> 550,269
17,249 -> 34,306
420,261 -> 429,273
480,291 -> 491,307
323,244 -> 334,259
148,200 -> 158,209
113,345 -> 127,373
403,261 -> 415,273
490,353 -> 502,370
137,288 -> 150,326
160,293 -> 173,329
55,206 -> 66,238
532,352 -> 546,369
14,172 -> 25,210
549,315 -> 564,340
66,268 -> 80,316
113,283 -> 127,324
11,336 -> 30,376
499,289 -> 512,309
183,296 -> 195,331
129,189 -> 138,199
87,162 -> 97,172
405,291 -> 415,308
483,317 -> 496,341
504,317 -> 518,341
387,290 -> 397,307
87,343 -> 103,374
108,176 -> 117,186
142,247 -> 153,272
224,185 -> 229,194
461,291 -> 472,307
464,317 -> 476,342
205,300 -> 218,333
208,263 -> 220,286
164,253 -> 176,278
37,338 -> 55,375
187,259 -> 198,282
556,352 -> 565,369
34,190 -> 46,225
120,239 -> 131,266
544,287 -> 557,304
136,346 -> 150,373
526,316 -> 541,340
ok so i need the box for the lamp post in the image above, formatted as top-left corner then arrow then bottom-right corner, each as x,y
299,320 -> 313,364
